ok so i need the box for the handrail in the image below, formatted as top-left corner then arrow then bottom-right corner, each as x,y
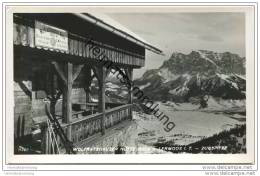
65,104 -> 132,127
106,104 -> 131,113
43,103 -> 132,146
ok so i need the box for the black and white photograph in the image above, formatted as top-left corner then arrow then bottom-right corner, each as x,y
1,2 -> 258,173
12,11 -> 248,155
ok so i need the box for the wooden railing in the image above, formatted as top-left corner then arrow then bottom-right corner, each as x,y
62,104 -> 132,145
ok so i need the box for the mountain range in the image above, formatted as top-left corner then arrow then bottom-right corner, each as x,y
134,50 -> 246,102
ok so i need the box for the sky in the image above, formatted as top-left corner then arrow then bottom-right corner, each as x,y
107,13 -> 245,78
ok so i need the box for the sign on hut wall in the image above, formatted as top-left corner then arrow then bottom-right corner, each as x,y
35,21 -> 68,52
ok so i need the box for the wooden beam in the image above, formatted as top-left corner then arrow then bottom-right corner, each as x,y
51,62 -> 67,85
72,64 -> 84,82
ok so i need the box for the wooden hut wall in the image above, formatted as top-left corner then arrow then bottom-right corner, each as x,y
14,58 -> 33,138
14,81 -> 33,139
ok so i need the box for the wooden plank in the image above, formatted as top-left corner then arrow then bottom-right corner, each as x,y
82,42 -> 86,57
115,51 -> 117,63
106,50 -> 110,61
73,40 -> 79,56
116,51 -> 118,63
103,48 -> 107,60
111,50 -> 114,62
69,39 -> 74,55
117,52 -> 119,63
89,43 -> 93,59
78,41 -> 82,57
113,51 -> 116,63
107,49 -> 110,61
110,50 -> 113,62
85,43 -> 89,58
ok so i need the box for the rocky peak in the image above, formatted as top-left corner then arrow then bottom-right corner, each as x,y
134,50 -> 246,102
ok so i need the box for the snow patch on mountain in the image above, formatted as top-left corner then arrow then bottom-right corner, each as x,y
198,50 -> 219,67
159,68 -> 180,83
169,86 -> 189,96
216,73 -> 239,90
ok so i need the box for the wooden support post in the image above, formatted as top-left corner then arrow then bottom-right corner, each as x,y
50,62 -> 85,154
52,61 -> 84,142
63,62 -> 73,141
93,66 -> 107,135
125,67 -> 133,120
128,68 -> 133,120
100,67 -> 106,135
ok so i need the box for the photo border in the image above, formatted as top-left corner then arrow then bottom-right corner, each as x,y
1,1 -> 258,172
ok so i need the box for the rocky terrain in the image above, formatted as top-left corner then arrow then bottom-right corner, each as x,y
134,50 -> 246,102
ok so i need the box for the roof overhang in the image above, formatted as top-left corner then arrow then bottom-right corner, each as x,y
73,13 -> 163,56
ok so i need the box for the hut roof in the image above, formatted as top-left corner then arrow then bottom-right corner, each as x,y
74,13 -> 163,55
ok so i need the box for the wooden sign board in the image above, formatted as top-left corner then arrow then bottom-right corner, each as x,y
35,21 -> 68,52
